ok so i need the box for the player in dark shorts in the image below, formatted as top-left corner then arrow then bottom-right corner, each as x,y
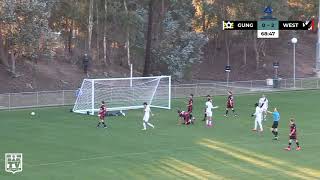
285,119 -> 301,151
203,95 -> 211,121
187,94 -> 193,113
267,108 -> 280,140
225,91 -> 237,117
97,101 -> 107,128
178,110 -> 194,125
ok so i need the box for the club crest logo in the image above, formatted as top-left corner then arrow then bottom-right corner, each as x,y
5,153 -> 23,174
223,21 -> 234,30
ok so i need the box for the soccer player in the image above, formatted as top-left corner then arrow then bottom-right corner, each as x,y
285,118 -> 301,151
225,91 -> 237,117
142,102 -> 154,130
267,108 -> 280,140
97,101 -> 107,128
178,110 -> 195,125
252,103 -> 263,132
259,94 -> 269,121
187,94 -> 193,113
205,99 -> 218,127
203,95 -> 211,121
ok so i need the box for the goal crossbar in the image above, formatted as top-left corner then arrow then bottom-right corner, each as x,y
82,76 -> 170,81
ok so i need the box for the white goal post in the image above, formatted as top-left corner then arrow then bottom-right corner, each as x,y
73,76 -> 171,115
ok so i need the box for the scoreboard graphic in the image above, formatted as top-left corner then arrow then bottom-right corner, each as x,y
257,20 -> 279,38
222,20 -> 315,38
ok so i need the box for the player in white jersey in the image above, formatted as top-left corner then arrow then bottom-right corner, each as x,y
203,95 -> 211,121
252,103 -> 263,132
142,102 -> 154,130
259,94 -> 269,121
205,99 -> 218,127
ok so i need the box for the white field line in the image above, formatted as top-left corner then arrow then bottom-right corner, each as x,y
24,132 -> 320,168
26,146 -> 196,167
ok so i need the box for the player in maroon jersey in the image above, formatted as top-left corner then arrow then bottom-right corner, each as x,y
178,110 -> 194,125
97,101 -> 107,128
225,91 -> 237,117
187,94 -> 193,113
285,118 -> 301,151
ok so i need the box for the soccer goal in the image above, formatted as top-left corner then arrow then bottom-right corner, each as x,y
73,76 -> 171,115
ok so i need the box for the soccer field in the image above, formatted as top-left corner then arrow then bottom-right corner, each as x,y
0,90 -> 320,180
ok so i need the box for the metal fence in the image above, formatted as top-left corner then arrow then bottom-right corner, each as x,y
172,78 -> 320,98
1,78 -> 320,110
0,90 -> 76,110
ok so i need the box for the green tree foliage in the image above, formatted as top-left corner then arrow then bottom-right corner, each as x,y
153,0 -> 208,77
0,0 -> 53,58
0,0 -> 318,77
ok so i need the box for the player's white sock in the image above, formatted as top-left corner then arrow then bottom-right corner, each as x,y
258,121 -> 263,131
143,122 -> 147,129
206,120 -> 209,125
254,120 -> 258,130
147,123 -> 154,128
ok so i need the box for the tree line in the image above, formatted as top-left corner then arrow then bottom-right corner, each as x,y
0,0 -> 317,78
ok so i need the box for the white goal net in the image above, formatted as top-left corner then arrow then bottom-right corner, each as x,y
73,76 -> 171,114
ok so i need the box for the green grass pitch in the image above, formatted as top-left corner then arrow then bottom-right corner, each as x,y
0,90 -> 320,180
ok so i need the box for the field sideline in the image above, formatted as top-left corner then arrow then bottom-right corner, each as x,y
0,90 -> 320,180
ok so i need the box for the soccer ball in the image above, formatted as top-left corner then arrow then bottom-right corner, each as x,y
31,112 -> 35,116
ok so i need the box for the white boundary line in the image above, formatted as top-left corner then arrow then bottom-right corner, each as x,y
26,146 -> 196,167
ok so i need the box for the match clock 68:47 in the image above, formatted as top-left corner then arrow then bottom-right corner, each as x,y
257,30 -> 279,38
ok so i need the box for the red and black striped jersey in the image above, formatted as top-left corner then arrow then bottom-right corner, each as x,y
188,98 -> 193,107
290,123 -> 297,136
99,104 -> 107,114
227,95 -> 234,103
